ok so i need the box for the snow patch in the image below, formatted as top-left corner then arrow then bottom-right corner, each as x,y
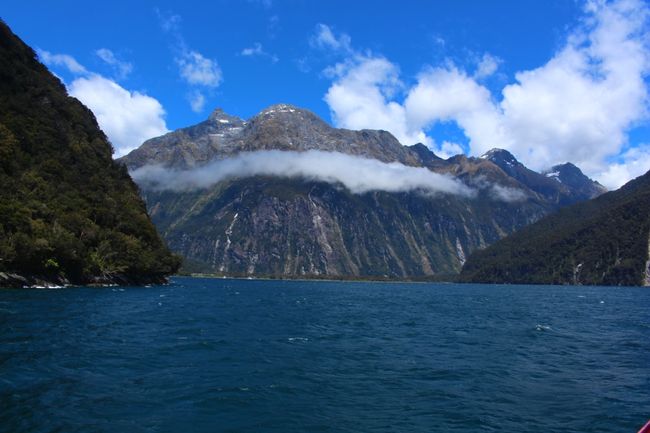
545,171 -> 562,183
218,119 -> 230,123
262,104 -> 297,116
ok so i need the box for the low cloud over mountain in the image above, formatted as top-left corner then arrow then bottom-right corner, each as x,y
131,150 -> 475,196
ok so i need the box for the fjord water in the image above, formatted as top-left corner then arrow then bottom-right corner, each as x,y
1,278 -> 648,433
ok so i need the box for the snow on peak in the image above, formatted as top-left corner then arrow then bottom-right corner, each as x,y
545,171 -> 562,183
261,104 -> 300,116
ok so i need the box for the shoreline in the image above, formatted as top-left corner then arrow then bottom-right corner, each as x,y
179,272 -> 458,285
0,271 -> 170,289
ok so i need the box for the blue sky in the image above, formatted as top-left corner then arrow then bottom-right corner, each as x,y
3,0 -> 650,188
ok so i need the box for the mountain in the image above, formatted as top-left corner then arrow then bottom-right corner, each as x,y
460,170 -> 650,286
480,149 -> 605,205
0,20 -> 180,287
124,104 -> 420,169
120,105 -> 604,279
542,162 -> 607,200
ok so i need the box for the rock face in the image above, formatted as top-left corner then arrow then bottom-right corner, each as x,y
120,105 -> 605,278
0,20 -> 180,287
460,170 -> 650,286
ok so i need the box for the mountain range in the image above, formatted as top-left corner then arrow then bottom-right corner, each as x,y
120,104 -> 605,279
2,18 -> 646,287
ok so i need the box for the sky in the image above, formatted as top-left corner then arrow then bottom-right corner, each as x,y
3,0 -> 650,188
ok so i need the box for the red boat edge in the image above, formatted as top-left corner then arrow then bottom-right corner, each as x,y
638,420 -> 650,433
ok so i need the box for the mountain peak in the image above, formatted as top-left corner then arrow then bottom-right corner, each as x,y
208,107 -> 243,124
250,103 -> 325,125
257,103 -> 309,117
543,162 -> 607,196
480,148 -> 519,165
551,162 -> 582,174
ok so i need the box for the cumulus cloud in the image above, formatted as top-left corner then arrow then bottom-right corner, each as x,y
131,150 -> 476,197
498,0 -> 649,180
95,48 -> 133,79
69,75 -> 169,156
38,49 -> 87,74
437,141 -> 465,159
324,56 -> 428,147
322,52 -> 505,156
404,66 -> 506,152
321,0 -> 650,188
177,50 -> 222,87
597,144 -> 650,187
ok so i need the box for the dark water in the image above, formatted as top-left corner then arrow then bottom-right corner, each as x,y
1,277 -> 649,433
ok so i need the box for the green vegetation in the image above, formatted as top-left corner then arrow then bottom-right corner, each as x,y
460,170 -> 650,286
0,20 -> 180,285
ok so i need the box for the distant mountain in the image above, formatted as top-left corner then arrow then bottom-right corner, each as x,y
543,162 -> 607,201
460,170 -> 650,286
120,105 -> 605,279
481,149 -> 605,205
0,20 -> 180,287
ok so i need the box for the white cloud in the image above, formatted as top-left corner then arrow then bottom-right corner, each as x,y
404,66 -> 507,153
497,0 -> 649,178
188,91 -> 206,113
241,43 -> 263,57
597,144 -> 650,188
177,50 -> 222,87
131,150 -> 476,197
324,56 -> 428,147
69,75 -> 169,157
311,24 -> 352,53
95,48 -> 133,79
474,53 -> 501,79
240,42 -> 279,62
437,141 -> 465,159
489,184 -> 528,202
38,49 -> 87,74
322,0 -> 650,188
157,12 -> 223,111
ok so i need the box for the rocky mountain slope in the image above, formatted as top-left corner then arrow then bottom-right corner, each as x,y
460,170 -> 650,286
120,104 -> 605,279
0,20 -> 180,287
481,149 -> 606,205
